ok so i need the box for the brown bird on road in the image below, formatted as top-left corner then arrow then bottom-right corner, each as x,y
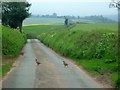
36,59 -> 41,65
63,61 -> 68,67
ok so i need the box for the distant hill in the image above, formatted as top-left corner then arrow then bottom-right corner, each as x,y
103,14 -> 118,22
24,14 -> 117,25
80,15 -> 117,23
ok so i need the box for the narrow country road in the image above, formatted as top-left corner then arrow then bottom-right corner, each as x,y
2,39 -> 103,88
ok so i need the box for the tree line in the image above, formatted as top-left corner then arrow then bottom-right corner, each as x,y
2,2 -> 31,32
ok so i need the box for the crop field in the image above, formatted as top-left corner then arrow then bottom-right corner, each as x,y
23,23 -> 118,37
23,23 -> 118,87
23,17 -> 93,25
23,17 -> 65,25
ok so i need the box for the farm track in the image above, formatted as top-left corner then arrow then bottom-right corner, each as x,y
2,39 -> 103,88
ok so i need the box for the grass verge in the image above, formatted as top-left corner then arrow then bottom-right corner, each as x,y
2,25 -> 27,78
2,61 -> 14,76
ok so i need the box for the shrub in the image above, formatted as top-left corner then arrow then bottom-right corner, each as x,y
2,26 -> 27,57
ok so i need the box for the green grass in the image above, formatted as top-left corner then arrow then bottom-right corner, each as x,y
38,23 -> 118,60
23,23 -> 118,87
2,25 -> 27,77
2,61 -> 14,76
77,59 -> 118,86
2,26 -> 27,57
23,24 -> 65,39
71,23 -> 117,32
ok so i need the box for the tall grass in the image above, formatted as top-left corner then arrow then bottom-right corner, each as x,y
39,23 -> 118,61
39,24 -> 118,87
2,25 -> 27,77
2,26 -> 27,57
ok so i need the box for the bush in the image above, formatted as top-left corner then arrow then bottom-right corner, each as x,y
39,30 -> 118,61
2,26 -> 27,57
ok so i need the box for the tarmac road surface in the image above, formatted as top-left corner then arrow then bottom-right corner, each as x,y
2,39 -> 103,88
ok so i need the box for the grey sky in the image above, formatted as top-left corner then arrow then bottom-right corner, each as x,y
28,0 -> 118,16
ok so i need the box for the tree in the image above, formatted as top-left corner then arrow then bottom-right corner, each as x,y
52,13 -> 57,18
109,0 -> 120,9
2,2 -> 31,32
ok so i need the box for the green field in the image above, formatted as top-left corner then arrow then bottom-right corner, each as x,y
23,25 -> 53,38
23,17 -> 93,25
23,23 -> 118,87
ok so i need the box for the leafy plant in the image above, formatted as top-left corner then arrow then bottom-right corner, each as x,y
2,26 -> 27,57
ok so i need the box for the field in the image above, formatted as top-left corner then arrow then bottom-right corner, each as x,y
23,23 -> 118,87
23,17 -> 93,25
23,17 -> 65,25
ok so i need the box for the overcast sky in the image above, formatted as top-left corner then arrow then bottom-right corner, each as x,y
27,0 -> 118,16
